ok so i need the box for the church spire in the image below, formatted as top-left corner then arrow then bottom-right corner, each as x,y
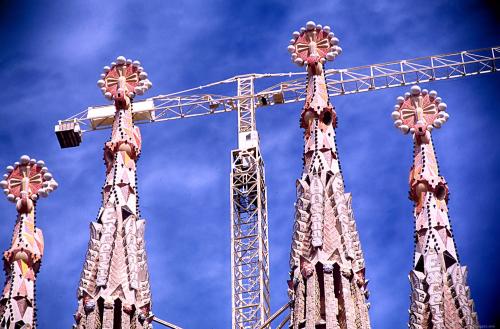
287,21 -> 371,329
73,56 -> 154,329
392,85 -> 479,328
0,155 -> 58,328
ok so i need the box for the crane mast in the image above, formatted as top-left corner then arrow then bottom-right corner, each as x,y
230,76 -> 271,328
54,46 -> 499,329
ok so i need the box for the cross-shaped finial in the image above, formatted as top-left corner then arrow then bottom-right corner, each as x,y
97,56 -> 152,101
0,155 -> 57,211
288,21 -> 342,67
392,85 -> 449,136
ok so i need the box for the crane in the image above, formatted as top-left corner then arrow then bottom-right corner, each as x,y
55,46 -> 499,329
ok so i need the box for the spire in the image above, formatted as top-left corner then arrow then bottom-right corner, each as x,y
73,56 -> 153,329
0,155 -> 58,328
391,86 -> 479,328
287,21 -> 371,329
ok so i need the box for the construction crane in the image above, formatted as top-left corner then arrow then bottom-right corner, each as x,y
55,46 -> 499,329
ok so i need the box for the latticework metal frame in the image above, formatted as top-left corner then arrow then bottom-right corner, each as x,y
57,47 -> 499,132
230,147 -> 270,329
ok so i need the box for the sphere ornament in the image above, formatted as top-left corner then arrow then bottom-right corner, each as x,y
288,21 -> 341,67
98,56 -> 152,100
392,85 -> 449,135
0,155 -> 58,203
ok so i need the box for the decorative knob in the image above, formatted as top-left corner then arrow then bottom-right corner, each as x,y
97,56 -> 152,100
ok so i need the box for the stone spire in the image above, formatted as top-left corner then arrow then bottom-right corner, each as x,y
392,86 -> 479,329
287,21 -> 371,329
73,56 -> 154,329
0,155 -> 58,328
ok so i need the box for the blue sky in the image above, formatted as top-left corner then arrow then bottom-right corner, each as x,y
0,0 -> 498,328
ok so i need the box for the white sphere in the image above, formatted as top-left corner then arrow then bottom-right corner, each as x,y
2,174 -> 7,179
291,53 -> 298,60
126,58 -> 132,65
292,31 -> 300,38
400,125 -> 410,134
334,46 -> 342,54
29,159 -> 36,165
19,155 -> 30,164
36,160 -> 45,167
139,72 -> 148,80
392,111 -> 401,120
326,52 -> 335,61
0,180 -> 7,189
110,61 -> 116,67
404,92 -> 410,99
294,58 -> 304,65
7,194 -> 15,202
316,24 -> 322,29
105,92 -> 112,100
427,125 -> 433,131
433,119 -> 442,128
442,112 -> 450,120
429,90 -> 437,98
422,89 -> 428,95
14,162 -> 19,167
138,66 -> 144,72
287,45 -> 295,53
409,127 -> 415,134
100,73 -> 106,78
328,32 -> 334,38
323,25 -> 331,33
410,85 -> 421,95
133,60 -> 141,67
6,166 -> 14,173
306,21 -> 316,30
331,37 -> 339,45
300,27 -> 306,33
397,96 -> 405,104
394,119 -> 403,127
31,194 -> 38,201
116,56 -> 126,65
97,80 -> 105,87
435,97 -> 442,104
438,102 -> 447,111
103,66 -> 110,73
50,181 -> 59,190
43,172 -> 52,180
320,58 -> 326,64
3,189 -> 9,195
45,187 -> 53,193
100,87 -> 106,93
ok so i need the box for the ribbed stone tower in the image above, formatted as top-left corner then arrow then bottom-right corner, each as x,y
391,86 -> 479,328
0,155 -> 58,328
73,56 -> 154,329
287,21 -> 371,329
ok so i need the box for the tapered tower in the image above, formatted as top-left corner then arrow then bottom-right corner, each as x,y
287,21 -> 371,329
73,56 -> 154,329
0,155 -> 58,328
391,86 -> 479,328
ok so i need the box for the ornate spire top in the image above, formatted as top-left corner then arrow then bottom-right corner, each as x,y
392,85 -> 450,139
0,155 -> 56,328
287,21 -> 342,68
97,56 -> 152,101
0,155 -> 57,211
